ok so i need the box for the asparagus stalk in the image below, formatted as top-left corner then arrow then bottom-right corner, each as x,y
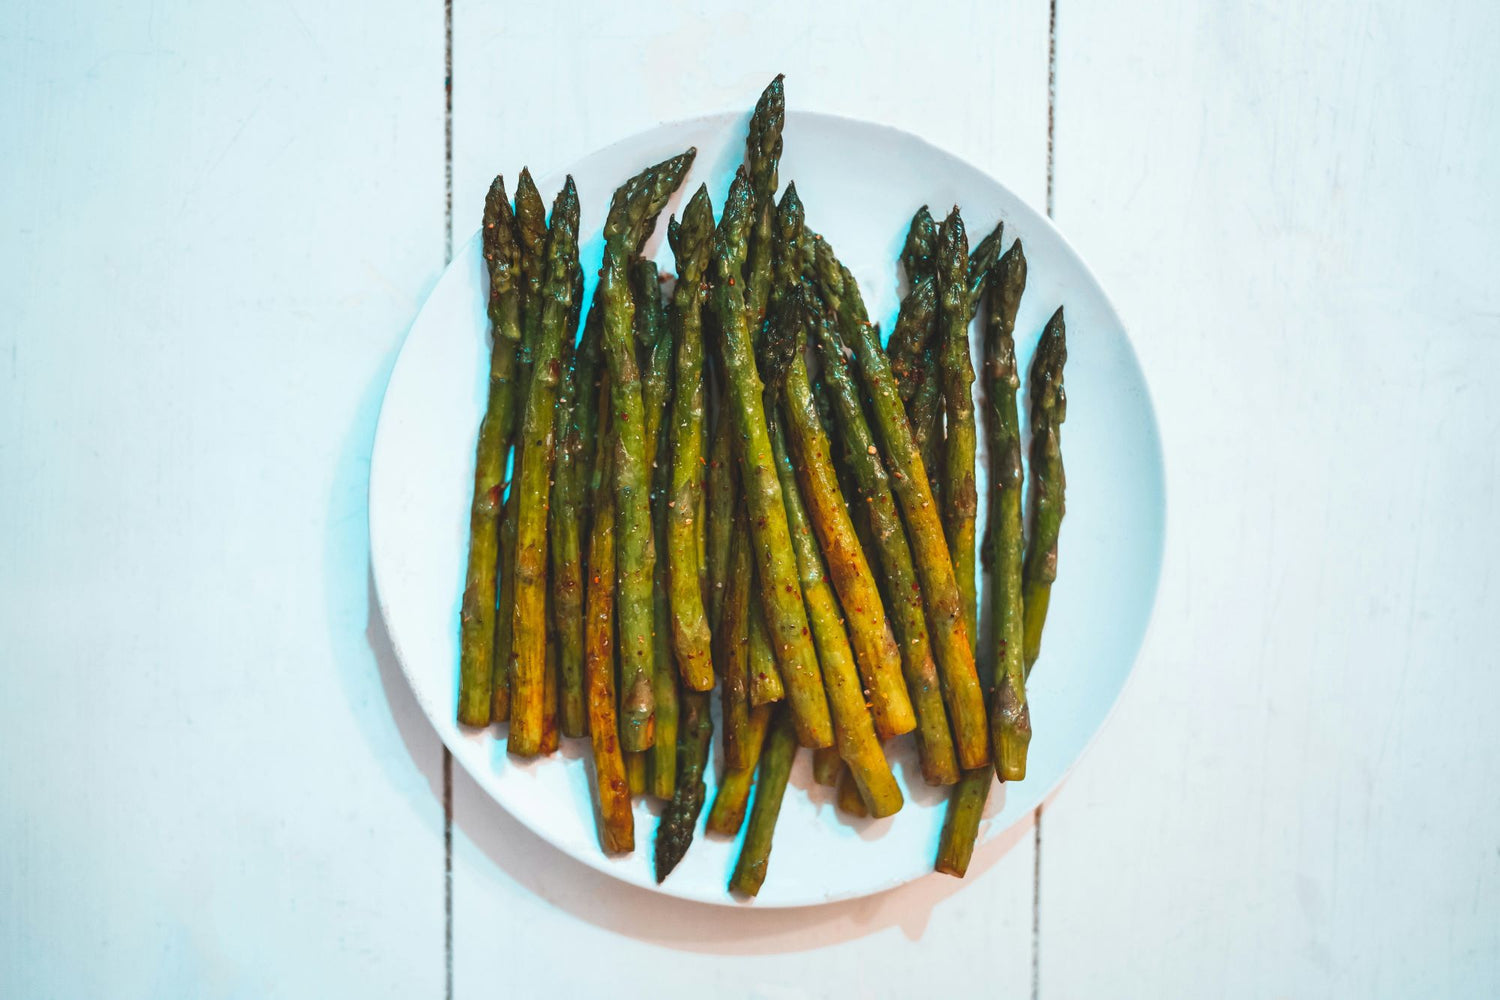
988,241 -> 1031,776
539,633 -> 561,754
813,238 -> 989,770
705,703 -> 772,835
836,764 -> 869,818
665,191 -> 716,692
625,751 -> 647,797
717,513 -> 753,769
888,206 -> 937,399
458,176 -> 521,727
936,241 -> 1034,877
709,168 -> 833,749
598,149 -> 696,751
729,705 -> 798,897
773,190 -> 914,739
635,259 -> 679,793
743,74 -> 785,326
935,769 -> 991,877
810,309 -> 960,786
491,478 -> 520,722
654,689 -> 713,881
508,178 -> 580,756
1023,307 -> 1068,674
583,374 -> 632,853
812,746 -> 841,787
936,209 -> 979,642
768,384 -> 903,818
746,588 -> 785,707
550,294 -> 599,739
704,388 -> 735,627
489,172 -> 551,722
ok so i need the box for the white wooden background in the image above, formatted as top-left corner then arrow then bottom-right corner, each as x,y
4,1 -> 1498,996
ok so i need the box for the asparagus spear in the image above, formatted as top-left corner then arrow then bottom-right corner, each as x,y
729,705 -> 798,897
888,206 -> 937,399
625,751 -> 647,797
598,149 -> 696,751
489,173 -> 550,722
539,633 -> 561,754
935,241 -> 1034,877
746,588 -> 785,706
550,293 -> 599,739
1023,307 -> 1067,675
743,74 -> 785,326
935,769 -> 991,877
665,191 -> 716,692
704,387 -> 735,627
634,260 -> 680,795
583,374 -> 632,853
491,476 -> 520,722
510,170 -> 549,431
936,209 -> 979,642
813,238 -> 989,770
718,513 -> 753,769
900,206 -> 938,290
709,168 -> 832,749
705,703 -> 772,835
811,309 -> 960,786
773,191 -> 914,739
768,377 -> 903,818
988,241 -> 1031,776
507,178 -> 580,756
458,177 -> 521,727
812,746 -> 841,787
654,689 -> 713,881
836,764 -> 869,818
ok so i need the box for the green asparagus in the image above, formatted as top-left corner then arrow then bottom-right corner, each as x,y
509,177 -> 579,757
729,705 -> 797,897
936,208 -> 979,642
654,689 -> 713,881
665,189 -> 716,692
584,377 -> 632,852
458,176 -> 521,728
988,241 -> 1031,776
1023,307 -> 1067,674
598,148 -> 696,751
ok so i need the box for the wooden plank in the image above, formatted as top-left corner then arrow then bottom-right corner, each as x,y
1037,1 -> 1500,996
450,3 -> 1048,994
0,3 -> 448,996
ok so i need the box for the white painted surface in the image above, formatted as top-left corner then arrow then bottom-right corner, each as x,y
4,0 -> 1498,996
1,2 -> 446,997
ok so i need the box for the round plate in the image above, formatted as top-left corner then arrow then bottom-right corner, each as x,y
370,110 -> 1165,907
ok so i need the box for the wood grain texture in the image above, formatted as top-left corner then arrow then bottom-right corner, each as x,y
1035,1 -> 1500,996
450,2 -> 1047,995
0,3 -> 447,997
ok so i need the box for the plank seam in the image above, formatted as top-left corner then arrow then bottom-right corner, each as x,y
1036,6 -> 1056,997
443,2 -> 455,996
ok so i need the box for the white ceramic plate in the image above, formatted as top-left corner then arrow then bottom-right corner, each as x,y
370,110 -> 1165,907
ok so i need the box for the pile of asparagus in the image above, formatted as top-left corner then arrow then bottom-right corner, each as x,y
455,76 -> 1070,894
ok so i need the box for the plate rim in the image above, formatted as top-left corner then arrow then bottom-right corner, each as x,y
369,107 -> 1167,908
